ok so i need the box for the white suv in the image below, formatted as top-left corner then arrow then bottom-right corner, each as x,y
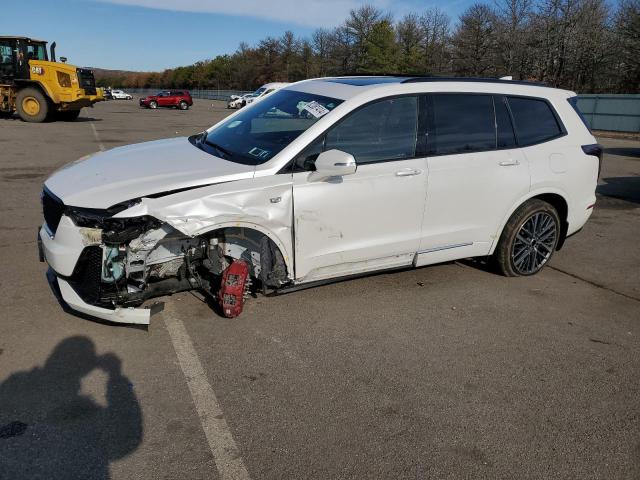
39,76 -> 601,324
111,90 -> 133,100
244,82 -> 289,106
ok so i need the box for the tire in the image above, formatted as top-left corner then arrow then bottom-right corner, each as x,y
178,101 -> 189,110
149,101 -> 158,109
56,110 -> 81,121
493,199 -> 560,277
16,87 -> 49,123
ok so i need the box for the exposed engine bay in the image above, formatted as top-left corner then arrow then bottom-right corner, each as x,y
66,211 -> 289,318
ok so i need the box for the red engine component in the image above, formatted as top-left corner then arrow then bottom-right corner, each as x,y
218,260 -> 250,318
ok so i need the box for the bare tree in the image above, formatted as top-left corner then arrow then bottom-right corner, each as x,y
493,0 -> 534,78
420,8 -> 452,74
396,13 -> 426,73
614,0 -> 640,91
452,4 -> 499,76
101,1 -> 638,93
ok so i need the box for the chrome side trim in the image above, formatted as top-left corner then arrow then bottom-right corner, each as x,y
417,242 -> 473,255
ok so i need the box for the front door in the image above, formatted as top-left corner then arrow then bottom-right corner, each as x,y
157,93 -> 171,107
292,95 -> 428,282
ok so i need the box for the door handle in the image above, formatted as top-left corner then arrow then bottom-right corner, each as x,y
395,169 -> 422,177
499,159 -> 520,166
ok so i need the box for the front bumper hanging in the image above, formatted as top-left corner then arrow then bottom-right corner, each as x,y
39,227 -> 155,325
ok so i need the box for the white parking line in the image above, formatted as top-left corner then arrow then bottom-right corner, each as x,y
163,310 -> 251,480
90,122 -> 105,151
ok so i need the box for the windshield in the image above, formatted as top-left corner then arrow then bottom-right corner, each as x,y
199,89 -> 342,165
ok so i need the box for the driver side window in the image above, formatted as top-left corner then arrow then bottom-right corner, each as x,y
326,96 -> 418,164
294,96 -> 419,171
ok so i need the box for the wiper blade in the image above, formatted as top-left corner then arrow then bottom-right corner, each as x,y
203,139 -> 233,158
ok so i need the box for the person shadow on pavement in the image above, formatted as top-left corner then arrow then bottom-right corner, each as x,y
0,336 -> 142,479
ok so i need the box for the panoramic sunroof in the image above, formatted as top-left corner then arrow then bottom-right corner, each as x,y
324,77 -> 408,86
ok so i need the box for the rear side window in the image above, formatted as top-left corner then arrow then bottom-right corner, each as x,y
428,94 -> 495,155
507,97 -> 562,146
568,96 -> 591,131
325,96 -> 418,164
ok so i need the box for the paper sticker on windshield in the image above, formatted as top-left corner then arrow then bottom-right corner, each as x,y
248,147 -> 271,159
302,101 -> 330,118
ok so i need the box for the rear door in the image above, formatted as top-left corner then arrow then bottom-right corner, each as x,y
292,95 -> 429,282
417,93 -> 530,265
169,91 -> 182,106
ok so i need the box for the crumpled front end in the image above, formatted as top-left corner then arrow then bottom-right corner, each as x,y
39,180 -> 293,324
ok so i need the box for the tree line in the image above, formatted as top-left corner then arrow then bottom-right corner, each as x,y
96,0 -> 640,93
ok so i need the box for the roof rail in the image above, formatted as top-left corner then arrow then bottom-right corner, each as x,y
401,76 -> 548,87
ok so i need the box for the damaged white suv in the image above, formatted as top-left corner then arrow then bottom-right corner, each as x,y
39,76 -> 601,324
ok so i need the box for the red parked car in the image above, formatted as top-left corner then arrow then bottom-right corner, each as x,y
139,90 -> 193,110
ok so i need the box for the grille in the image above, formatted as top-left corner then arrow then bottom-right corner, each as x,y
76,68 -> 97,95
42,188 -> 65,234
68,247 -> 118,309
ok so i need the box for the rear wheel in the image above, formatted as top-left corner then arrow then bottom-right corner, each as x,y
149,101 -> 158,109
56,109 -> 81,121
178,101 -> 189,110
493,199 -> 560,277
16,87 -> 49,123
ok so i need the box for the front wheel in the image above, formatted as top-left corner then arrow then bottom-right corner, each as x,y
16,87 -> 49,123
149,101 -> 158,109
493,199 -> 560,277
178,101 -> 189,110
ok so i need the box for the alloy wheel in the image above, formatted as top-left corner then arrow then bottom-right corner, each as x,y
511,212 -> 557,275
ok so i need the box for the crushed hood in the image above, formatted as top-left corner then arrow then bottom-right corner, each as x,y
44,137 -> 255,209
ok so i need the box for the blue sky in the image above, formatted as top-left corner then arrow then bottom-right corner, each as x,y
10,0 -> 480,71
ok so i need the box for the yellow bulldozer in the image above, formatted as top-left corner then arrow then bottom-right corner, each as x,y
0,36 -> 103,122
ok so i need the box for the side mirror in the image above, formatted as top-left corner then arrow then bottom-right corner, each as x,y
310,149 -> 356,180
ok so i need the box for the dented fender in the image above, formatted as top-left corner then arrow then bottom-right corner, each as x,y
116,176 -> 295,278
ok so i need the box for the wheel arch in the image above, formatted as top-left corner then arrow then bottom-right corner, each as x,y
15,80 -> 56,104
491,189 -> 570,254
195,221 -> 293,283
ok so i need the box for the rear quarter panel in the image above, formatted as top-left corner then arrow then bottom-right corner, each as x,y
524,96 -> 598,236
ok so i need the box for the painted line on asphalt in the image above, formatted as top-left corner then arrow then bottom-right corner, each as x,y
90,122 -> 105,151
163,310 -> 251,480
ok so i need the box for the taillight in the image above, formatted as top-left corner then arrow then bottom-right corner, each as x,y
582,143 -> 603,178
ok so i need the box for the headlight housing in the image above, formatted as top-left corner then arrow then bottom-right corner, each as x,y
65,200 -> 161,243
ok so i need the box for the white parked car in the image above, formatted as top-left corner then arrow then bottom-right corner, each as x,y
39,76 -> 601,324
244,82 -> 288,106
111,90 -> 133,100
227,93 -> 255,109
